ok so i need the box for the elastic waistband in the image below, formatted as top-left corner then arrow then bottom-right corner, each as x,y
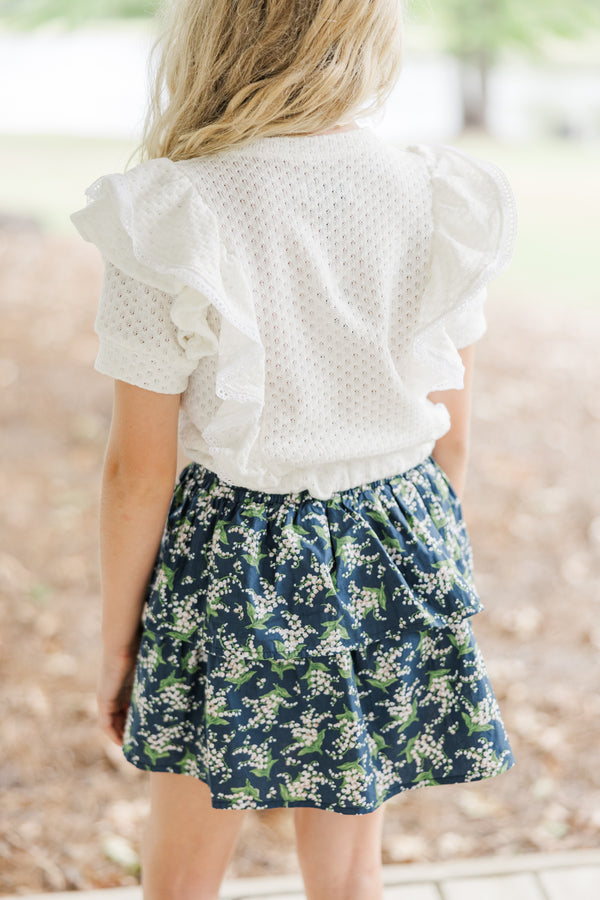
179,455 -> 435,506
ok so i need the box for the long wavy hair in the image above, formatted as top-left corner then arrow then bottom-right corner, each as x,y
136,0 -> 404,161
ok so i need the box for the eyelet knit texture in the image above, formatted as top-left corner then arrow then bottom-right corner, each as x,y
71,127 -> 517,499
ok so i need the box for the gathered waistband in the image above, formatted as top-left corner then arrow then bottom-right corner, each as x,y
178,454 -> 438,507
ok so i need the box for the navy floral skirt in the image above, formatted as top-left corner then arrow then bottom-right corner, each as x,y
122,454 -> 515,814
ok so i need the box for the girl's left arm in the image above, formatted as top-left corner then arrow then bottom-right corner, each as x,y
97,379 -> 181,744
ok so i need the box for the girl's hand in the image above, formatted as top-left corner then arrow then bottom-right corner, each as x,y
97,644 -> 141,746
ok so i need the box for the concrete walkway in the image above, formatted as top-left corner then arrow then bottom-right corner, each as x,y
12,849 -> 600,899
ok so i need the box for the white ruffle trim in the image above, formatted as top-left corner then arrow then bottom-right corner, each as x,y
71,157 -> 266,481
169,286 -> 219,360
406,144 -> 518,394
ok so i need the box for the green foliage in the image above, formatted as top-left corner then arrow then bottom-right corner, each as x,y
426,0 -> 600,62
0,0 -> 160,29
407,0 -> 600,126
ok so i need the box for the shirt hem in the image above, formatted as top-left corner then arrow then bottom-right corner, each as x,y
180,439 -> 439,500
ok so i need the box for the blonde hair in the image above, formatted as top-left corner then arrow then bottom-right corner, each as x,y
136,0 -> 404,161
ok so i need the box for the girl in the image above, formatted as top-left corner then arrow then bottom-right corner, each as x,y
72,1 -> 517,898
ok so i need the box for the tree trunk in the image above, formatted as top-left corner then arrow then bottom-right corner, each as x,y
459,51 -> 492,131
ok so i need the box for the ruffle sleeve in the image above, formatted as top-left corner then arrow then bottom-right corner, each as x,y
406,144 -> 518,394
91,261 -> 217,393
71,158 -> 266,478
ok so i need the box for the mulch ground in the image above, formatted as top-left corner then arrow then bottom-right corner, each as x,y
1,225 -> 599,893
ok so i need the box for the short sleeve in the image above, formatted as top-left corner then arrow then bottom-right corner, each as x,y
70,156 -> 266,478
93,261 -> 210,393
406,143 -> 517,393
70,157 -> 238,393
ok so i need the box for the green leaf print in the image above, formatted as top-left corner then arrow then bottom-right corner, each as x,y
273,640 -> 298,658
333,534 -> 358,555
371,731 -> 391,757
246,600 -> 274,631
181,647 -> 202,673
172,483 -> 185,506
300,659 -> 330,680
225,669 -> 256,688
461,711 -> 494,736
162,565 -> 176,590
215,521 -> 229,545
281,775 -> 310,802
365,505 -> 391,526
429,508 -> 449,532
180,748 -> 199,769
395,698 -> 419,733
241,502 -> 267,521
416,631 -> 430,653
269,659 -> 297,679
338,760 -> 366,772
335,705 -> 359,724
365,673 -> 397,690
291,524 -> 311,536
279,783 -> 293,803
298,728 -> 326,756
242,551 -> 269,569
158,672 -> 188,691
313,524 -> 331,543
325,564 -> 338,598
205,709 -> 230,727
166,627 -> 198,641
321,617 -> 350,641
448,629 -> 473,657
143,742 -> 172,766
414,768 -> 440,785
250,749 -> 278,779
273,684 -> 293,699
230,779 -> 261,800
403,734 -> 417,764
426,668 -> 452,690
361,584 -> 387,613
376,583 -> 387,611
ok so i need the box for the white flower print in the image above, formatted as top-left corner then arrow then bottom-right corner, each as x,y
121,457 -> 515,813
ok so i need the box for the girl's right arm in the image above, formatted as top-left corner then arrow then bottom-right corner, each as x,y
427,344 -> 476,501
96,380 -> 181,744
99,380 -> 181,655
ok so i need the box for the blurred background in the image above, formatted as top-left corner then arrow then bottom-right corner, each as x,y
0,0 -> 599,893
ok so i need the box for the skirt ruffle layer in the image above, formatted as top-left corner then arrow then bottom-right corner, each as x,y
138,454 -> 484,660
122,454 -> 515,812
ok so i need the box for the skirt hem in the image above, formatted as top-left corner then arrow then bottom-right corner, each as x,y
120,755 -> 516,816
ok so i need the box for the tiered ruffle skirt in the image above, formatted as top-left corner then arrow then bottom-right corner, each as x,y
122,454 -> 515,813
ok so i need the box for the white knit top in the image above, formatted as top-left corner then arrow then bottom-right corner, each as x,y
71,127 -> 517,499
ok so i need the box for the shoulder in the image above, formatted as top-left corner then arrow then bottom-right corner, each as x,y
79,156 -> 207,223
404,143 -> 516,221
401,143 -> 517,276
70,156 -> 226,295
